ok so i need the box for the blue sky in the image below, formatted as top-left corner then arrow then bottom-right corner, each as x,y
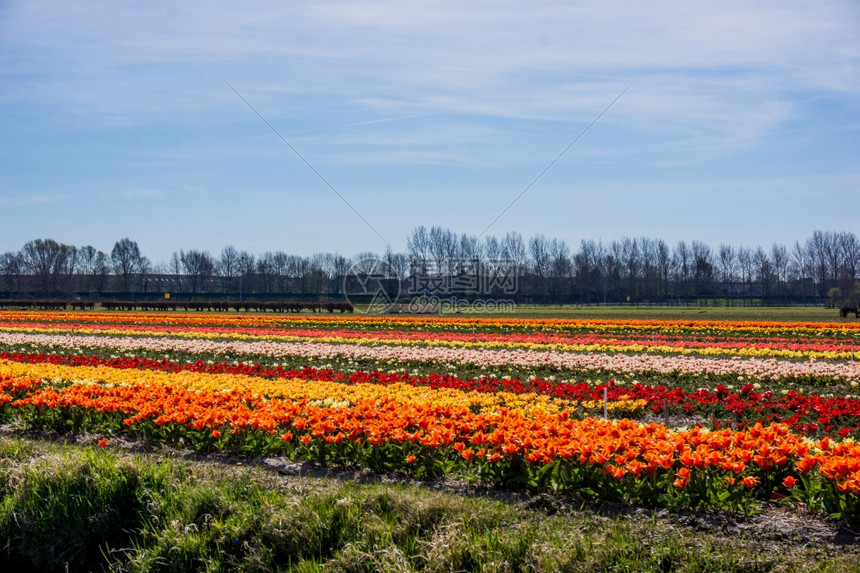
1,0 -> 858,266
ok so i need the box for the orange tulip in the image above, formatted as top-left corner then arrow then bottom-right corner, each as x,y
742,476 -> 759,488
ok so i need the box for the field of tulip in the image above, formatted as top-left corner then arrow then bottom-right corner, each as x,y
1,310 -> 860,524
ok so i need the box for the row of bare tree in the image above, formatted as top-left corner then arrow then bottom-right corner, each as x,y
402,227 -> 859,304
1,229 -> 857,304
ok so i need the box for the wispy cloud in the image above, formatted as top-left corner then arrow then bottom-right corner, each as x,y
119,188 -> 165,200
346,114 -> 433,128
0,193 -> 70,209
2,1 -> 858,260
5,2 -> 857,121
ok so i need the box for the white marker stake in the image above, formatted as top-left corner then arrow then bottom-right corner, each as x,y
603,387 -> 608,419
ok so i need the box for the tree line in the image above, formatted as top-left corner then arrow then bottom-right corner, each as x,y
1,229 -> 857,305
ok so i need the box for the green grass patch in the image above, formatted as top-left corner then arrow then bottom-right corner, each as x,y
0,435 -> 857,572
82,303 -> 848,323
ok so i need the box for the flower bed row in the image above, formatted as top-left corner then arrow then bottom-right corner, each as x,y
0,358 -> 650,417
1,310 -> 858,521
2,311 -> 859,337
3,330 -> 858,384
1,367 -> 859,521
3,350 -> 860,438
2,321 -> 859,360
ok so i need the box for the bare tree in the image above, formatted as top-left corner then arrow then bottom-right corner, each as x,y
548,238 -> 572,301
77,245 -> 98,279
529,234 -> 551,285
836,232 -> 859,297
718,244 -> 735,299
273,252 -> 291,292
259,251 -> 293,294
672,241 -> 692,299
427,226 -> 457,276
384,246 -> 409,281
77,245 -> 110,295
406,226 -> 431,274
501,232 -> 527,278
771,243 -> 789,302
60,246 -> 78,293
218,246 -> 239,292
20,238 -> 76,294
655,239 -> 672,299
236,251 -> 256,298
753,247 -> 774,302
0,251 -> 24,292
111,238 -> 143,292
737,246 -> 753,305
458,233 -> 482,276
615,237 -> 640,300
255,251 -> 289,293
484,235 -> 501,262
573,239 -> 603,303
788,241 -> 811,298
639,238 -> 658,300
806,231 -> 834,296
600,247 -> 620,303
285,255 -> 309,292
137,256 -> 153,293
331,254 -> 351,293
305,254 -> 330,294
691,241 -> 714,298
167,252 -> 183,292
255,253 -> 275,293
549,239 -> 571,278
482,234 -> 501,277
180,250 -> 215,294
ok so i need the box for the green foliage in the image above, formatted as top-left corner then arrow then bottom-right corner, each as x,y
0,437 -> 857,572
0,446 -> 147,570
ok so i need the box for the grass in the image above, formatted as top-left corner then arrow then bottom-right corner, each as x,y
7,302 -> 848,323
0,435 -> 858,572
343,302 -> 849,322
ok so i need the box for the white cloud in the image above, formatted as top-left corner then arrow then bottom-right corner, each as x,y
2,0 -> 858,259
120,188 -> 165,199
0,193 -> 70,208
4,1 -> 858,118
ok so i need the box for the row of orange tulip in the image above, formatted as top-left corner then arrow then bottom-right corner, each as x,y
1,364 -> 858,518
